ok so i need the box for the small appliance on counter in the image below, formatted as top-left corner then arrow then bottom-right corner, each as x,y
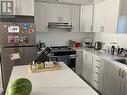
37,41 -> 46,51
69,40 -> 81,48
94,41 -> 103,50
82,38 -> 93,48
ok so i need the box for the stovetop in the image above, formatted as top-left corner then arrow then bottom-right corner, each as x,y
50,46 -> 75,52
50,46 -> 76,56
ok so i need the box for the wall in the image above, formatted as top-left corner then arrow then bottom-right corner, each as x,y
36,32 -> 94,47
94,33 -> 127,48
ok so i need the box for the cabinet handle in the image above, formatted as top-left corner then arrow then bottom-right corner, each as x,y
119,69 -> 121,76
96,65 -> 101,69
100,26 -> 104,32
91,26 -> 93,32
122,70 -> 125,78
94,80 -> 99,84
96,60 -> 101,62
95,72 -> 100,75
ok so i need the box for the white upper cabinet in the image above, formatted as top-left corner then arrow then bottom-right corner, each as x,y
93,0 -> 120,33
94,0 -> 104,4
93,1 -> 106,32
15,0 -> 34,16
46,3 -> 72,23
46,3 -> 61,22
71,5 -> 80,32
104,0 -> 120,33
34,2 -> 80,32
35,2 -> 46,32
61,5 -> 72,23
62,0 -> 93,4
80,5 -> 93,32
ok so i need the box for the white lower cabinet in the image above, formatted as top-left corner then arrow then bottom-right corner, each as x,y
92,55 -> 105,93
82,51 -> 93,83
120,68 -> 127,95
76,51 -> 83,75
104,61 -> 122,95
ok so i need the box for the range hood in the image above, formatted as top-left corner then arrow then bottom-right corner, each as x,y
48,22 -> 72,30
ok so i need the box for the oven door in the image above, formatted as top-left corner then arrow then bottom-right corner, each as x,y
51,55 -> 76,70
68,55 -> 76,70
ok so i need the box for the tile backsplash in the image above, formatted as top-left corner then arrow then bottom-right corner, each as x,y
94,33 -> 127,48
36,32 -> 94,47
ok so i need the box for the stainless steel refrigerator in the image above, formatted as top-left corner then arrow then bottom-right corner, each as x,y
0,22 -> 36,93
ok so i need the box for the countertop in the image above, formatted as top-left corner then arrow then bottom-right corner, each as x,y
72,47 -> 127,68
6,62 -> 99,95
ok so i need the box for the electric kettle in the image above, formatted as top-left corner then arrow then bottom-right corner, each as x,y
94,41 -> 102,50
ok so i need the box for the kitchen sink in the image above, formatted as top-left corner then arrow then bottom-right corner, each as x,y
114,59 -> 127,65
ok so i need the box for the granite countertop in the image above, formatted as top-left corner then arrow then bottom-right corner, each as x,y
6,62 -> 99,95
72,47 -> 127,68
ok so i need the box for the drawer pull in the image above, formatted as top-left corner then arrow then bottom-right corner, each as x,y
95,72 -> 100,75
94,80 -> 99,84
96,60 -> 101,62
122,70 -> 125,78
96,66 -> 101,69
119,69 -> 121,77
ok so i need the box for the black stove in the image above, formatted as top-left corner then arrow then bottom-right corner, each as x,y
50,46 -> 76,56
50,46 -> 76,69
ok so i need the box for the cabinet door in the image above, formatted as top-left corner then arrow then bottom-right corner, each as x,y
85,53 -> 93,83
35,2 -> 46,32
93,1 -> 106,32
80,5 -> 93,32
76,51 -> 83,75
71,5 -> 80,32
104,62 -> 122,95
16,0 -> 34,16
46,3 -> 61,22
82,51 -> 87,79
104,0 -> 120,33
82,51 -> 93,83
92,56 -> 105,93
120,69 -> 127,95
61,4 -> 72,23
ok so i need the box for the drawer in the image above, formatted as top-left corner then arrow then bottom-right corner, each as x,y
93,57 -> 105,71
92,71 -> 104,83
93,65 -> 104,73
92,79 -> 103,92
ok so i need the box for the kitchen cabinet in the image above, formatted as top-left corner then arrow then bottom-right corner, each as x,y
120,68 -> 127,95
46,3 -> 77,32
15,0 -> 34,16
94,0 -> 105,4
82,51 -> 93,83
46,3 -> 61,22
46,3 -> 72,23
92,55 -> 105,93
35,2 -> 47,32
71,5 -> 80,32
62,0 -> 93,5
104,61 -> 122,95
93,1 -> 106,32
76,51 -> 83,75
80,5 -> 93,32
104,0 -> 120,33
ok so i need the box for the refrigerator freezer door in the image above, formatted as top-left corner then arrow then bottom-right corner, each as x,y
0,23 -> 36,47
1,46 -> 36,91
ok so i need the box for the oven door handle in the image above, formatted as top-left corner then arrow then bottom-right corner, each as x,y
69,55 -> 76,58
